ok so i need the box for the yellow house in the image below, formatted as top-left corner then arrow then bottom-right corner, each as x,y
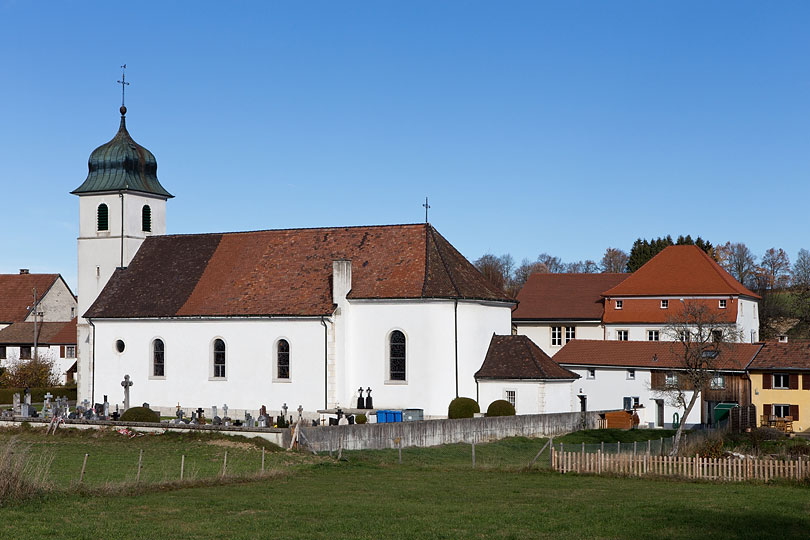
749,340 -> 810,434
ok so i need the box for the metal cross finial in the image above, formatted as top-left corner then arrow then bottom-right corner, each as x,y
117,64 -> 130,108
422,197 -> 431,223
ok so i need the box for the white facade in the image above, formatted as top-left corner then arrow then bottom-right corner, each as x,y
0,345 -> 76,385
77,192 -> 167,402
564,366 -> 699,428
514,321 -> 603,357
90,297 -> 512,418
27,278 -> 77,322
477,379 -> 576,415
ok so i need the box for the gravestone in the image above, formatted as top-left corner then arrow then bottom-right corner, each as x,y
212,415 -> 222,426
257,415 -> 267,428
244,412 -> 254,428
23,391 -> 32,408
196,407 -> 205,424
120,375 -> 133,410
357,387 -> 365,409
12,393 -> 21,416
365,387 -> 373,409
297,405 -> 303,422
281,403 -> 288,419
211,405 -> 218,418
103,396 -> 110,419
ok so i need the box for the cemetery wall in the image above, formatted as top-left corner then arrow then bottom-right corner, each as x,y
300,409 -> 612,451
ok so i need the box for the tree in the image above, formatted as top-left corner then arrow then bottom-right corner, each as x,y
600,247 -> 629,273
0,351 -> 59,388
536,253 -> 565,274
758,248 -> 791,290
564,260 -> 599,273
716,242 -> 757,289
792,249 -> 810,289
512,258 -> 547,295
473,254 -> 511,293
627,235 -> 714,272
658,302 -> 742,456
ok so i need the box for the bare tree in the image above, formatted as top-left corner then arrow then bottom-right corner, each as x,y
792,248 -> 810,289
716,242 -> 757,288
512,258 -> 547,294
600,247 -> 629,273
758,248 -> 791,290
658,302 -> 743,455
473,254 -> 511,293
537,253 -> 564,273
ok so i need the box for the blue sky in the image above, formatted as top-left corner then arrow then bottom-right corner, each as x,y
1,2 -> 808,290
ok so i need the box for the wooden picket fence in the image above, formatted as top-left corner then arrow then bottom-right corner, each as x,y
551,448 -> 809,483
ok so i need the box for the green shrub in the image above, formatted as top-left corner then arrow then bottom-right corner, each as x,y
355,414 -> 367,424
120,407 -> 159,423
486,399 -> 516,417
448,397 -> 479,419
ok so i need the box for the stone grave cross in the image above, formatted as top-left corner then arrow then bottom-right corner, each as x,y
121,374 -> 133,410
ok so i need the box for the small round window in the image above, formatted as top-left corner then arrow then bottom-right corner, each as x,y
115,339 -> 125,353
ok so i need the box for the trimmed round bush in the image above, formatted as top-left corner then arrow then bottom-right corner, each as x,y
448,397 -> 480,419
120,406 -> 159,423
486,399 -> 516,417
355,414 -> 367,424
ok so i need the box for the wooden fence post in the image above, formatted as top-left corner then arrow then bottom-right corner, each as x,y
471,438 -> 476,469
261,447 -> 266,473
136,449 -> 143,483
180,454 -> 185,480
222,451 -> 228,477
79,453 -> 88,484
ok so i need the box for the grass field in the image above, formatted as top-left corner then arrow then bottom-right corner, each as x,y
1,427 -> 808,539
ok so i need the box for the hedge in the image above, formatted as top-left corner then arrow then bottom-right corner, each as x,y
0,386 -> 77,405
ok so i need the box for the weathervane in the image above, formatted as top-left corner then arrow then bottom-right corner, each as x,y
422,197 -> 431,223
117,64 -> 130,109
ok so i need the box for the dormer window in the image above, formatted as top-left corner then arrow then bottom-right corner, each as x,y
97,203 -> 109,231
142,205 -> 152,232
660,300 -> 668,309
615,300 -> 623,310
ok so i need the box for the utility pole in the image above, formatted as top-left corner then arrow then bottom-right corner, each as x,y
32,287 -> 39,361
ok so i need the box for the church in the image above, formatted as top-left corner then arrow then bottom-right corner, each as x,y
73,105 -> 514,419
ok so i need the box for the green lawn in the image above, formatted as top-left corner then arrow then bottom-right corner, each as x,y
1,427 -> 809,539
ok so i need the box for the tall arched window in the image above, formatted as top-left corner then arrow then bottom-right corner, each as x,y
389,330 -> 406,381
97,203 -> 109,231
142,205 -> 152,232
152,339 -> 165,377
277,339 -> 290,379
213,339 -> 226,378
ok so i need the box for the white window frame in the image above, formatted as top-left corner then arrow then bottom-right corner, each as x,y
65,345 -> 76,359
773,404 -> 790,418
627,369 -> 636,380
710,373 -> 725,389
551,326 -> 562,347
660,300 -> 668,309
647,330 -> 659,341
615,300 -> 623,310
150,338 -> 166,380
210,337 -> 227,380
665,372 -> 678,386
385,329 -> 408,384
586,368 -> 595,380
504,389 -> 516,408
274,338 -> 291,382
565,326 -> 576,344
617,330 -> 629,341
773,373 -> 789,390
719,299 -> 727,309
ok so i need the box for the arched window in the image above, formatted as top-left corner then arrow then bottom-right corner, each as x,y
277,339 -> 290,379
152,339 -> 164,377
142,205 -> 152,232
389,330 -> 406,381
97,203 -> 109,231
213,339 -> 226,378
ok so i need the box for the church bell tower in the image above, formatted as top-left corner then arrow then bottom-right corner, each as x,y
72,85 -> 173,402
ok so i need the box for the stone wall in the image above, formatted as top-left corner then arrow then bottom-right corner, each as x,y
299,410 -> 612,452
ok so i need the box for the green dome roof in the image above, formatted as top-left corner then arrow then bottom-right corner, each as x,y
71,107 -> 173,198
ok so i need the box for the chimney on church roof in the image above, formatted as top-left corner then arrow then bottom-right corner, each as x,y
332,260 -> 352,305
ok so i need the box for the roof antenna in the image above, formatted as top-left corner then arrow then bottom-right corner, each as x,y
422,197 -> 430,224
117,64 -> 130,115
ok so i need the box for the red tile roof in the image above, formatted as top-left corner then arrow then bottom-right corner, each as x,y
553,339 -> 760,371
86,224 -> 513,318
602,245 -> 759,299
0,274 -> 61,323
0,318 -> 77,345
747,341 -> 810,371
512,273 -> 628,321
475,335 -> 580,380
603,298 -> 739,324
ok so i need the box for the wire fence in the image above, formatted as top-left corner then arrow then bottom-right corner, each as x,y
553,436 -> 676,457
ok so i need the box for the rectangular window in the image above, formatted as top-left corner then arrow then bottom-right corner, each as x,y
660,300 -> 668,309
665,372 -> 678,386
565,326 -> 576,344
774,404 -> 790,418
551,326 -> 562,346
647,330 -> 659,341
20,346 -> 31,359
617,330 -> 628,341
627,369 -> 636,380
711,374 -> 725,389
615,300 -> 623,310
719,299 -> 727,309
504,390 -> 516,408
633,397 -> 640,408
773,374 -> 789,389
623,397 -> 632,410
586,368 -> 595,379
0,346 -> 5,359
712,330 -> 723,342
65,346 -> 76,359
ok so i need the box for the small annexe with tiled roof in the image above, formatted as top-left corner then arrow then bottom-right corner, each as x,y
84,223 -> 515,418
748,340 -> 810,434
0,319 -> 78,385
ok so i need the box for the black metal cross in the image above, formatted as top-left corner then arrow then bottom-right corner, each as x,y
422,197 -> 430,223
117,64 -> 130,107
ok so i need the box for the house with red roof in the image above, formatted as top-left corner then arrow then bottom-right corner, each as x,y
602,245 -> 760,343
0,271 -> 77,331
0,319 -> 78,384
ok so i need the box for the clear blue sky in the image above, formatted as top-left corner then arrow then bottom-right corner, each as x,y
1,2 -> 808,290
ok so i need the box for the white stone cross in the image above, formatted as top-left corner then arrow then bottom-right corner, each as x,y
43,392 -> 53,405
121,374 -> 133,410
222,404 -> 228,418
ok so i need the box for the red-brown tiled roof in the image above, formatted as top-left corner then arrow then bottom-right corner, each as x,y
602,245 -> 760,299
512,273 -> 628,321
553,339 -> 760,371
86,224 -> 513,318
603,298 -> 739,324
0,319 -> 76,345
475,335 -> 580,380
747,341 -> 810,371
0,274 -> 60,323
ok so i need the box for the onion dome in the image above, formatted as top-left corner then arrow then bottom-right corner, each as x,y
71,106 -> 173,198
